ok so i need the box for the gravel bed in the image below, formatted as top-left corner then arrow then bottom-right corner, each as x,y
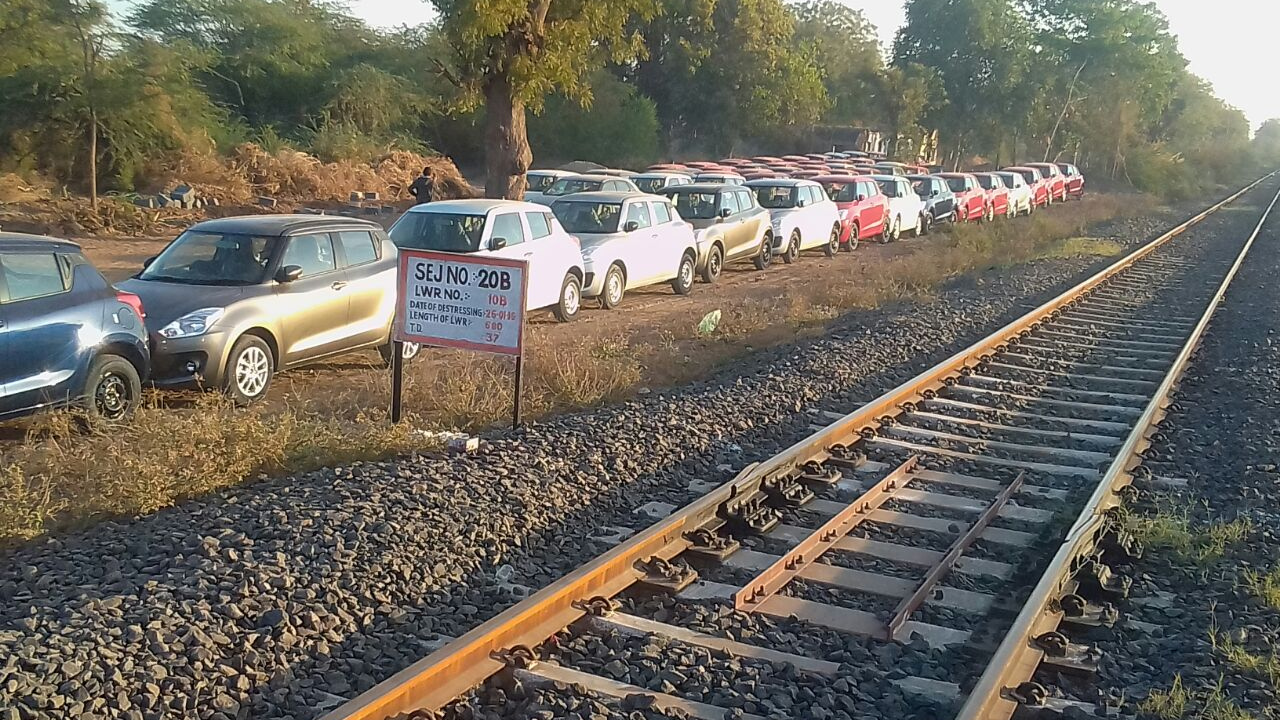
1054,186 -> 1280,716
0,190 -> 1260,720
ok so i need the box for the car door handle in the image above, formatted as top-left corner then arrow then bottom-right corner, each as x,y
331,281 -> 348,290
522,251 -> 534,257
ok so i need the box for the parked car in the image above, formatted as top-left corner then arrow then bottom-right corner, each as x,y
905,175 -> 958,234
1004,166 -> 1050,207
529,174 -> 639,206
974,172 -> 1011,219
938,173 -> 987,222
523,169 -> 575,205
994,171 -> 1035,216
1026,163 -> 1068,202
869,175 -> 926,240
595,169 -> 637,178
694,172 -> 747,185
0,233 -> 150,423
550,192 -> 698,308
659,183 -> 774,281
870,163 -> 908,177
814,174 -> 888,250
745,178 -> 842,261
119,217 -> 411,405
1055,163 -> 1086,199
389,199 -> 585,324
632,172 -> 694,194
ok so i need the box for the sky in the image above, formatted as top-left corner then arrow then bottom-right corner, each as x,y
331,0 -> 1277,130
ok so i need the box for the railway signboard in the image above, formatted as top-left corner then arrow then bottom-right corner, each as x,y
391,249 -> 529,427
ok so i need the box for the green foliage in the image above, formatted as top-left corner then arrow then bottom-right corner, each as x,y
528,71 -> 660,167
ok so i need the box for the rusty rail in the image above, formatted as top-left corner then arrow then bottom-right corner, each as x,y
323,175 -> 1276,720
954,177 -> 1280,720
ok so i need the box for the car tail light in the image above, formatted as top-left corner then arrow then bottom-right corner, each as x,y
117,290 -> 146,318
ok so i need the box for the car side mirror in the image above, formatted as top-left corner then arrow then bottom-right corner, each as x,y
856,194 -> 867,201
143,256 -> 156,269
718,207 -> 732,219
931,190 -> 939,197
491,237 -> 508,250
275,265 -> 303,283
624,220 -> 639,232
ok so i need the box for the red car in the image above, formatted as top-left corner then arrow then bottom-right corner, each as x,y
1004,166 -> 1050,207
1026,163 -> 1068,202
938,172 -> 986,222
814,174 -> 889,249
1056,163 -> 1085,199
974,172 -> 1011,218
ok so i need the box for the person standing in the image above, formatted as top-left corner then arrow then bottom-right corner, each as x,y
409,167 -> 435,203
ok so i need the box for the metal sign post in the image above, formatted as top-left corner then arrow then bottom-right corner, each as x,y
392,249 -> 529,429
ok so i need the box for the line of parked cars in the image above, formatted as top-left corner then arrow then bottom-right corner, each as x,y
0,152 -> 1084,423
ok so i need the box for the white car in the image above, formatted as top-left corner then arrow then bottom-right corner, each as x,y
388,200 -> 586,321
995,171 -> 1034,216
632,172 -> 694,194
745,178 -> 843,262
523,169 -> 575,206
526,174 -> 640,206
869,175 -> 925,240
693,172 -> 746,185
550,192 -> 699,308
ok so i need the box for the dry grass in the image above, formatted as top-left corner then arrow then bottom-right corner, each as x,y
1122,503 -> 1252,566
1242,565 -> 1280,610
0,194 -> 1152,546
1140,675 -> 1254,720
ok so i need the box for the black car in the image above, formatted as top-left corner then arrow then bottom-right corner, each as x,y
905,175 -> 957,234
0,233 -> 150,422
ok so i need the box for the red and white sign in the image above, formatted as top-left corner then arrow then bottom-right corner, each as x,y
395,250 -> 527,356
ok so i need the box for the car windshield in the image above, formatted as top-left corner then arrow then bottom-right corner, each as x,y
547,178 -> 602,196
995,173 -> 1018,186
552,202 -> 623,234
389,212 -> 488,252
634,177 -> 668,193
944,177 -> 969,193
976,175 -> 999,190
822,182 -> 859,202
910,179 -> 933,196
754,186 -> 796,209
527,174 -> 558,192
875,180 -> 900,198
1017,169 -> 1039,183
872,165 -> 898,175
670,191 -> 720,219
139,231 -> 275,285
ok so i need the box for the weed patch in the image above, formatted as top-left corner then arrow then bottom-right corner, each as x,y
1123,503 -> 1251,566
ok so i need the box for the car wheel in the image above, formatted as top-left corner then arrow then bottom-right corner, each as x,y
886,216 -> 901,242
672,252 -> 696,295
224,335 -> 274,406
553,273 -> 582,322
599,264 -> 625,309
753,236 -> 773,270
985,204 -> 995,223
953,208 -> 964,224
823,225 -> 840,257
82,354 -> 141,423
919,213 -> 932,236
782,231 -> 800,264
843,224 -> 860,252
379,340 -> 421,367
700,243 -> 724,283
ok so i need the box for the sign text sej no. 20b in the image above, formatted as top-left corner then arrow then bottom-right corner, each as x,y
392,249 -> 528,426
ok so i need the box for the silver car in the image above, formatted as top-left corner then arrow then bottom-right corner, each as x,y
118,215 -> 415,405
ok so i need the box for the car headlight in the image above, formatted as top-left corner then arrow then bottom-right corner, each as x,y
159,308 -> 224,339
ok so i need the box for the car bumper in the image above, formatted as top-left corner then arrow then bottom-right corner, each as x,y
147,330 -> 234,388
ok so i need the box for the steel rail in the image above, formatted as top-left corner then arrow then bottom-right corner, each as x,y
322,174 -> 1276,720
954,179 -> 1280,720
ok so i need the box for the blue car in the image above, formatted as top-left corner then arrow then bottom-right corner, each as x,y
0,233 -> 150,422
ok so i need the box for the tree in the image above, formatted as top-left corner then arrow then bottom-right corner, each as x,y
528,71 -> 660,167
791,1 -> 882,125
428,0 -> 660,198
1254,119 -> 1280,168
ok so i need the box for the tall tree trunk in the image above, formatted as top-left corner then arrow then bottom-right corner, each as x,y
483,75 -> 531,200
88,108 -> 99,212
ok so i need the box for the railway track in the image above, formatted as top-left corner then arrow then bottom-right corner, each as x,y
321,176 -> 1280,720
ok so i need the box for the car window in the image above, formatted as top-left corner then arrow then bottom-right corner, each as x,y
719,191 -> 741,216
490,213 -> 526,247
1,253 -> 68,302
652,201 -> 672,224
527,212 -> 552,239
281,233 -> 337,277
626,202 -> 653,230
336,231 -> 378,267
140,232 -> 275,286
754,186 -> 796,209
734,190 -> 755,210
553,202 -> 622,234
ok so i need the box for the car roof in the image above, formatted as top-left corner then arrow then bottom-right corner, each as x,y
0,231 -> 82,252
551,191 -> 664,203
937,172 -> 973,178
904,174 -> 935,181
188,214 -> 381,236
1003,166 -> 1034,171
633,171 -> 692,179
561,174 -> 617,182
811,174 -> 875,183
528,168 -> 573,176
868,174 -> 905,182
744,178 -> 812,187
664,182 -> 736,193
408,199 -> 548,214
